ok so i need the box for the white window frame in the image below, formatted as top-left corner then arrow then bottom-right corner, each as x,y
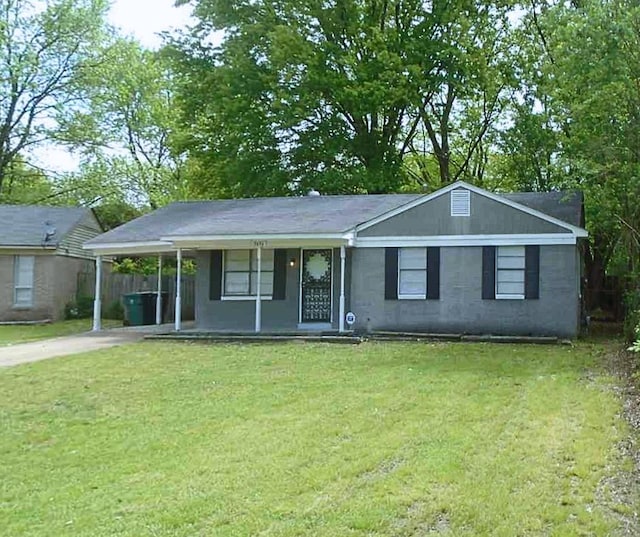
222,249 -> 274,301
397,248 -> 427,300
495,246 -> 525,300
14,255 -> 35,308
450,189 -> 471,216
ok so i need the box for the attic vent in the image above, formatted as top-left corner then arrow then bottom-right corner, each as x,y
450,189 -> 470,216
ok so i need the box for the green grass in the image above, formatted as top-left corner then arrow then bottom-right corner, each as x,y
0,341 -> 630,536
0,319 -> 121,345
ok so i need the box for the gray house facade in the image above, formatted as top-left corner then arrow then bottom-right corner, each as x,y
84,181 -> 587,337
0,205 -> 102,322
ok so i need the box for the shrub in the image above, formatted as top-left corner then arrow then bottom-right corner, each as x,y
103,300 -> 124,321
64,296 -> 94,320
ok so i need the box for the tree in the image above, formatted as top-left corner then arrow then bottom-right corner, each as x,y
0,0 -> 109,195
59,39 -> 188,208
170,0 -> 516,196
490,0 -> 640,313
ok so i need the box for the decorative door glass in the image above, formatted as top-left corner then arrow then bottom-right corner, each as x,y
301,249 -> 332,322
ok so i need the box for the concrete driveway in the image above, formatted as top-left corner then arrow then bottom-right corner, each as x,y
0,331 -> 145,367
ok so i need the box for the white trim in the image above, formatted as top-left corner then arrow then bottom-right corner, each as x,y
298,248 -> 303,324
1,246 -> 56,251
92,255 -> 102,331
164,233 -> 353,242
354,180 -> 588,237
255,245 -> 262,332
175,249 -> 182,331
83,240 -> 173,252
155,255 -> 163,325
496,294 -> 525,300
221,295 -> 273,302
13,255 -> 35,308
398,294 -> 427,300
339,246 -> 346,333
355,233 -> 578,248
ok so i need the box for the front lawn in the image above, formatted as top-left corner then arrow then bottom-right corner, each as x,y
0,319 -> 121,345
0,341 -> 630,536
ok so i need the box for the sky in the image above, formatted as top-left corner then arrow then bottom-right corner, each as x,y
33,0 -> 196,174
108,0 -> 195,49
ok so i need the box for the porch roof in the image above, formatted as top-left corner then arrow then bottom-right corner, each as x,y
84,194 -> 420,254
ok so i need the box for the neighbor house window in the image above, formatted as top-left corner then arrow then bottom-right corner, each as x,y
223,249 -> 274,297
496,246 -> 525,299
14,256 -> 35,307
398,248 -> 427,299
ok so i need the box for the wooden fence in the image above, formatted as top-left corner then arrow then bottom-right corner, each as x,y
77,272 -> 196,321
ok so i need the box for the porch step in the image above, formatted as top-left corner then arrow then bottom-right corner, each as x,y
144,333 -> 363,344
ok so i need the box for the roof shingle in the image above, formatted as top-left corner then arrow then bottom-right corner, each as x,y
0,205 -> 91,247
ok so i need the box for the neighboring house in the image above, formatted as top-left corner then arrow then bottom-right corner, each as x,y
84,181 -> 588,337
0,205 -> 102,322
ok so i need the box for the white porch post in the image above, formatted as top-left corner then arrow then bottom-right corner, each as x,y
339,246 -> 346,333
155,255 -> 163,325
175,249 -> 182,331
92,255 -> 102,331
255,245 -> 262,333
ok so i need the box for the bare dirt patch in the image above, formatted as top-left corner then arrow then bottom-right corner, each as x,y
601,345 -> 640,536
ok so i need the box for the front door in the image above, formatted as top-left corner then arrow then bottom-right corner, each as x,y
301,249 -> 332,323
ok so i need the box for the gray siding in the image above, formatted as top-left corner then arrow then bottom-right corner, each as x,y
58,212 -> 102,259
349,245 -> 580,337
359,190 -> 569,237
196,248 -> 350,331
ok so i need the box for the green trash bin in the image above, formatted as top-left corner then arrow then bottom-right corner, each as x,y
123,293 -> 145,326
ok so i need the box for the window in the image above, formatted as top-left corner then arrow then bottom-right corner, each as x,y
14,256 -> 34,307
223,249 -> 274,297
398,248 -> 427,299
450,189 -> 470,216
496,246 -> 525,299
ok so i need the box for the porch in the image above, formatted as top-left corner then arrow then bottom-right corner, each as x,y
86,239 -> 352,334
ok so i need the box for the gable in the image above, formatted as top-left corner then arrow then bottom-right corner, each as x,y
358,189 -> 571,238
57,211 -> 101,259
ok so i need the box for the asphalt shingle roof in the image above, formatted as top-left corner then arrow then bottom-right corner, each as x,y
85,189 -> 585,247
0,205 -> 91,247
84,194 -> 422,245
503,191 -> 584,228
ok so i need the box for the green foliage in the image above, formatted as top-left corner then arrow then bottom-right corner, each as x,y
59,38 -> 189,209
103,300 -> 124,321
63,296 -> 95,320
169,0 -> 515,195
0,0 -> 109,194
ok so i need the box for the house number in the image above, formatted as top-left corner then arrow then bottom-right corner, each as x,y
253,240 -> 267,248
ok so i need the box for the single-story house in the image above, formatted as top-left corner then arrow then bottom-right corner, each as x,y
84,181 -> 588,337
0,205 -> 102,322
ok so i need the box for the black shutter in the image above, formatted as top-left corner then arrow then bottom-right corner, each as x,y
482,246 -> 496,300
385,247 -> 398,300
426,247 -> 440,300
273,249 -> 287,300
209,250 -> 222,300
525,245 -> 540,299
